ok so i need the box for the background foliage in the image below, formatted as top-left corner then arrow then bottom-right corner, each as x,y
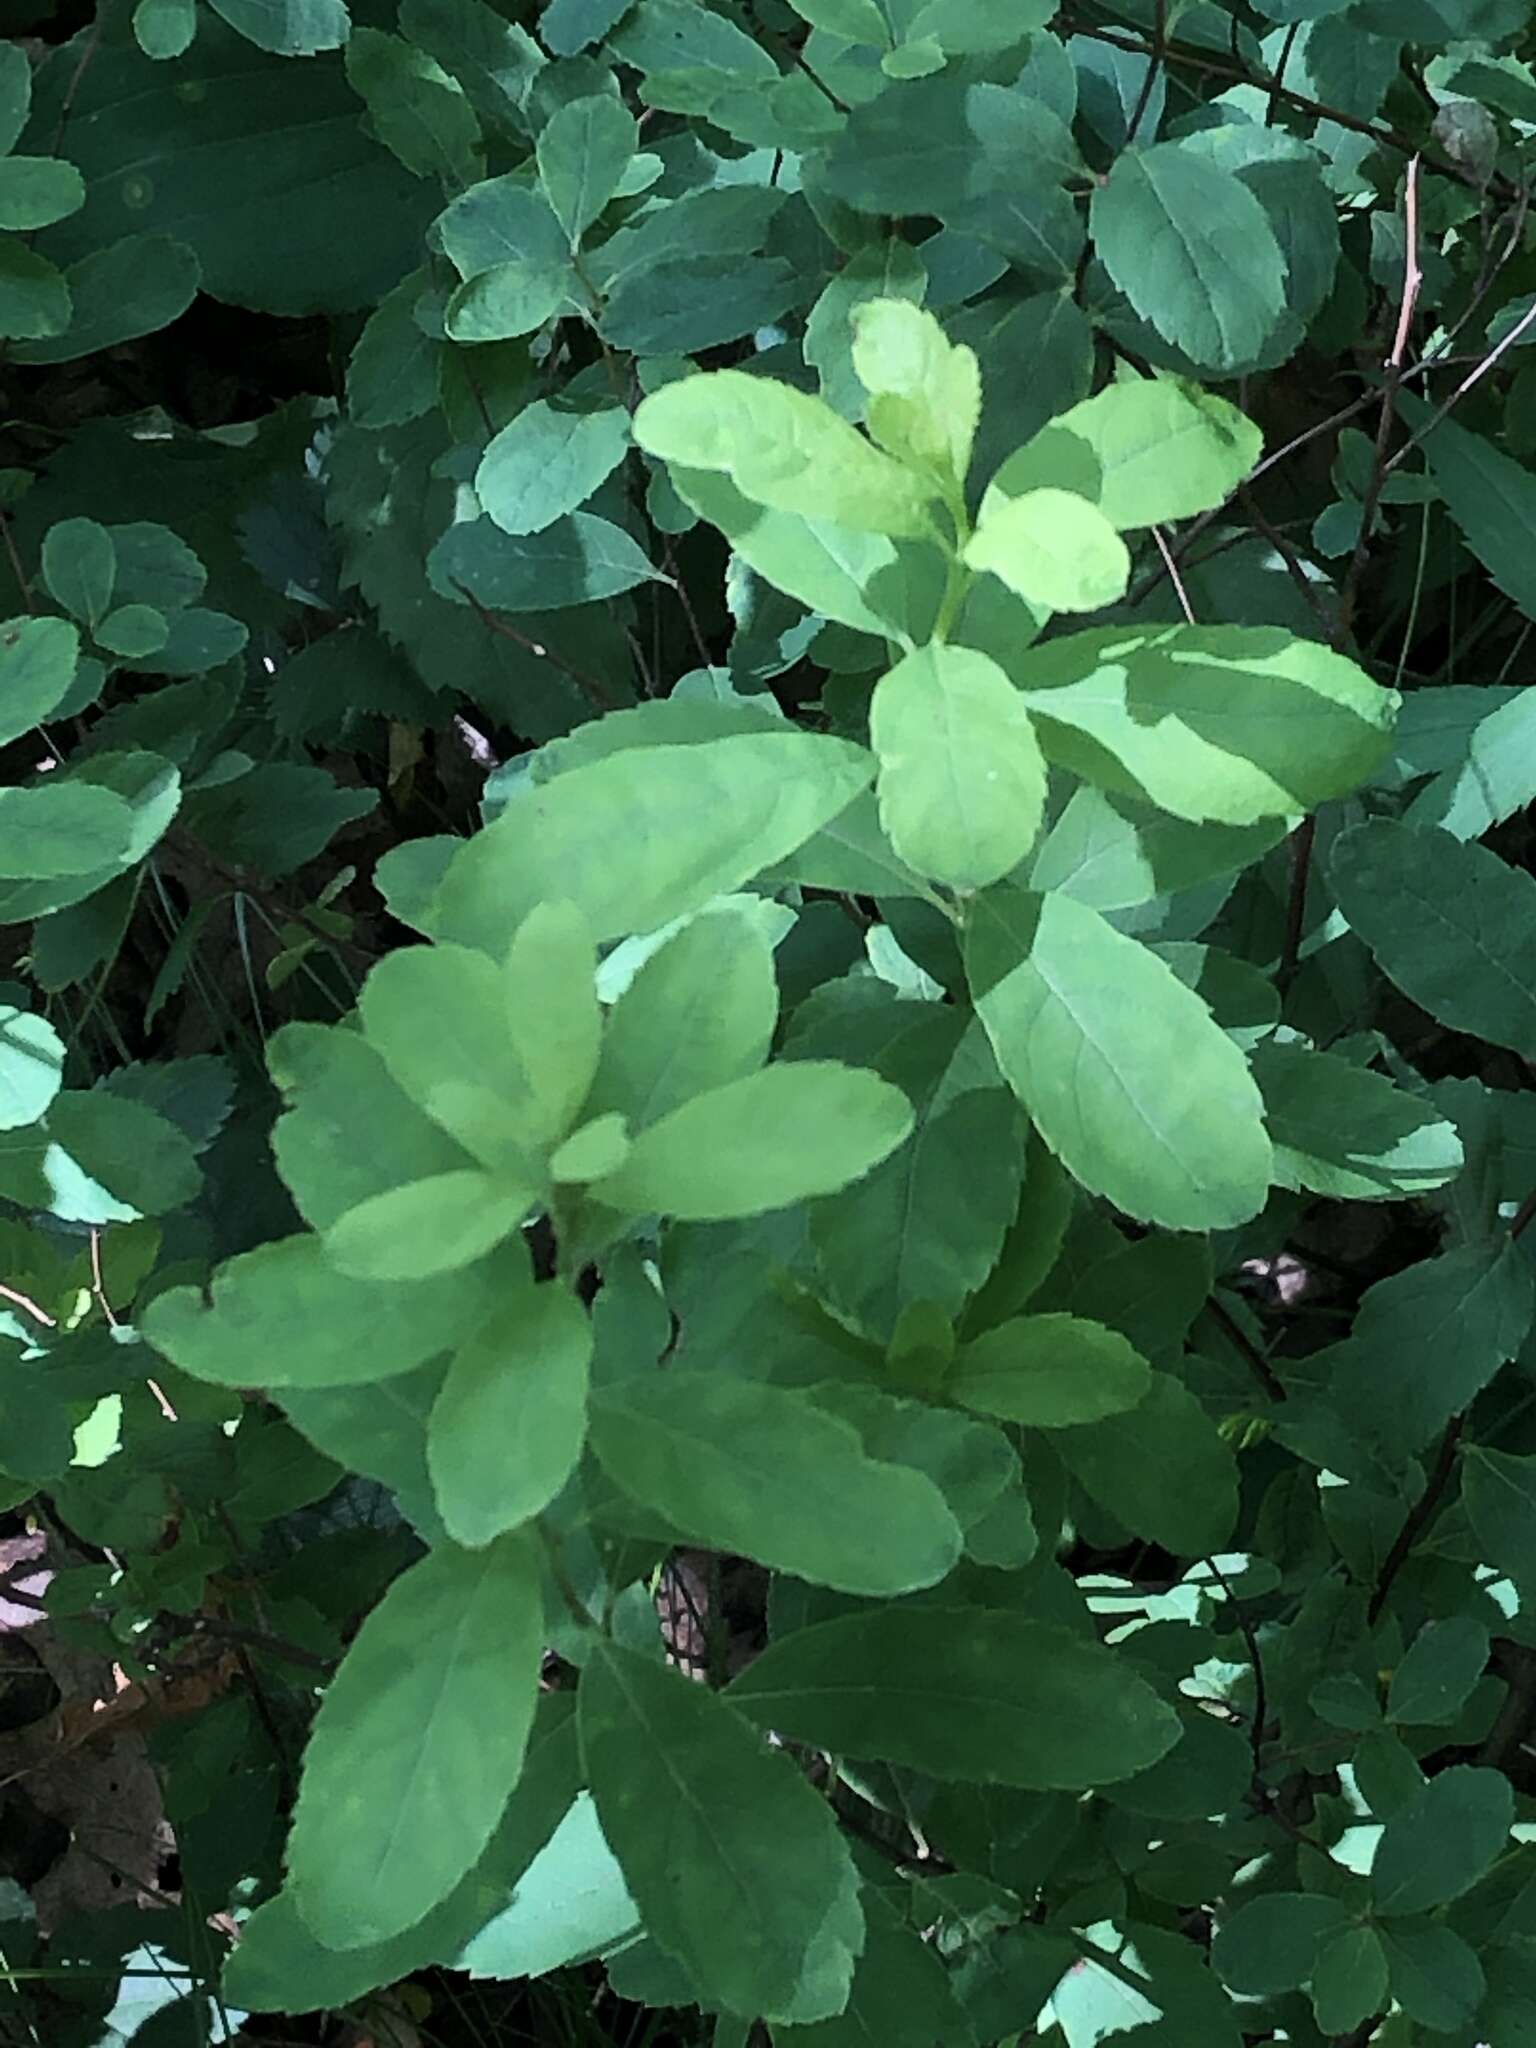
6,0 -> 1536,2044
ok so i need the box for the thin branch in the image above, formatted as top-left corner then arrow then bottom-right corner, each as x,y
450,577 -> 621,712
1239,483 -> 1333,634
1205,1293 -> 1287,1402
1386,291 -> 1536,477
1123,0 -> 1166,149
1204,1556 -> 1269,1782
0,1281 -> 54,1328
1265,23 -> 1301,127
1276,815 -> 1317,997
1367,1414 -> 1464,1627
1151,526 -> 1195,622
1279,158 -> 1421,996
1063,18 -> 1519,198
1340,156 -> 1423,637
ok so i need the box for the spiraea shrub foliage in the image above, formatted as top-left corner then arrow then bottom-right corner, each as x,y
13,0 -> 1536,2042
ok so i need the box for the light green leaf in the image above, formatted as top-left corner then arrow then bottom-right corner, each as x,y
634,370 -> 940,540
455,1792 -> 637,1977
1090,143 -> 1288,369
0,1007 -> 64,1130
444,260 -> 573,341
42,519 -> 115,627
851,295 -> 981,488
1015,624 -> 1397,824
586,908 -> 778,1130
1053,1371 -> 1239,1556
282,1363 -> 443,1537
432,733 -> 875,953
325,1169 -> 532,1281
805,240 -> 927,422
946,1312 -> 1152,1427
1407,682 -> 1536,842
287,1532 -> 544,1948
536,92 -> 636,244
503,900 -> 601,1144
133,0 -> 197,59
437,173 -> 576,278
1331,819 -> 1536,1058
142,1234 -> 497,1388
269,1022 -> 472,1232
1370,1765 -> 1512,1917
0,751 -> 179,925
870,643 -> 1047,890
0,156 -> 84,231
1387,1616 -> 1490,1727
358,941 -> 537,1164
0,784 -> 133,880
1030,785 -> 1283,912
476,402 -> 629,537
207,0 -> 349,54
589,1370 -> 961,1594
728,1607 -> 1180,1788
591,1060 -> 913,1220
428,1283 -> 591,1546
9,235 -> 200,365
431,512 -> 659,612
983,376 -> 1261,531
345,26 -> 481,182
0,617 -> 78,749
581,1642 -> 863,2021
967,886 -> 1272,1231
549,1112 -> 628,1182
228,1696 -> 578,2012
668,466 -> 938,641
966,489 -> 1131,615
1254,1041 -> 1464,1199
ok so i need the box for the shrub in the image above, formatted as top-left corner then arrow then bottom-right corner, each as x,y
3,3 -> 1536,2044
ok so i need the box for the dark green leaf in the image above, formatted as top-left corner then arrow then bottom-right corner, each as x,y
729,1606 -> 1180,1788
286,1531 -> 544,1947
142,1235 -> 497,1388
1332,819 -> 1536,1059
1253,1041 -> 1464,1200
1371,1765 -> 1512,1916
581,1642 -> 862,2021
947,1312 -> 1152,1427
1054,1371 -> 1239,1557
1090,144 -> 1287,370
589,1369 -> 961,1594
34,22 -> 432,315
